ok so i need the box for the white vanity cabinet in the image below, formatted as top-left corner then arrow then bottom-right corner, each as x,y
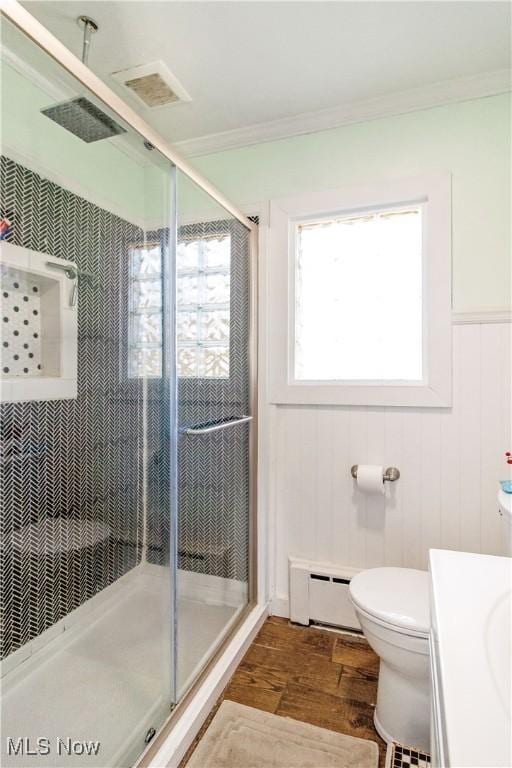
429,549 -> 511,768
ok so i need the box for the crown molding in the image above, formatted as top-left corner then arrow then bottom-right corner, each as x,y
1,44 -> 68,101
175,69 -> 511,158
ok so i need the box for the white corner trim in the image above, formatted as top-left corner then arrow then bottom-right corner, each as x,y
175,69 -> 511,157
142,603 -> 268,768
452,309 -> 512,325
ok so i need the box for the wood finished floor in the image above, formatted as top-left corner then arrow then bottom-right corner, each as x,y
181,616 -> 387,768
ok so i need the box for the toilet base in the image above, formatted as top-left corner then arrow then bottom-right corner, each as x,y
374,660 -> 430,752
373,709 -> 395,745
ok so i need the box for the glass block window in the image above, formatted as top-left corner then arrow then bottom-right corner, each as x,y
177,234 -> 230,378
128,235 -> 231,379
128,242 -> 163,378
295,206 -> 423,381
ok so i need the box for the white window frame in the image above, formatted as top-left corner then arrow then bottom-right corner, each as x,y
268,174 -> 452,407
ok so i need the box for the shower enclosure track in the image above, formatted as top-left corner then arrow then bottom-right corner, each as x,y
0,0 -> 257,233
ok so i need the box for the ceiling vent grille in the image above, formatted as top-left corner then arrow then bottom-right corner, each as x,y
112,62 -> 191,109
125,72 -> 178,107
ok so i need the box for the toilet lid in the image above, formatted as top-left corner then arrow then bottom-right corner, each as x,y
349,567 -> 430,635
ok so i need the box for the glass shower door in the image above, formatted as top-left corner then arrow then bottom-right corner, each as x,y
175,171 -> 253,697
0,5 -> 256,764
0,17 -> 177,767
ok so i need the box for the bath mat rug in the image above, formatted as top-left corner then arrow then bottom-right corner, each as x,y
385,741 -> 431,768
186,700 -> 379,768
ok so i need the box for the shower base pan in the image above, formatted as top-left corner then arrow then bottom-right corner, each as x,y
1,564 -> 244,768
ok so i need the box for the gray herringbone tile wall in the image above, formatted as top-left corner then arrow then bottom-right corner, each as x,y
0,156 -> 252,661
175,220 -> 250,583
0,155 -> 149,660
148,219 -> 251,585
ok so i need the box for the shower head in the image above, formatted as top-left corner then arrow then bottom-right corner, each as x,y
40,16 -> 126,143
41,97 -> 126,143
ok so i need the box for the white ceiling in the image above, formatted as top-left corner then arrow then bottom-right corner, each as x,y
21,1 -> 512,153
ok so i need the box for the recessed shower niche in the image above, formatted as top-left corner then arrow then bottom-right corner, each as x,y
0,241 -> 77,401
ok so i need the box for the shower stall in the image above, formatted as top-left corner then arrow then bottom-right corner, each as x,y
0,4 -> 257,766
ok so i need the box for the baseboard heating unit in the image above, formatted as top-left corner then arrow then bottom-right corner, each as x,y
289,557 -> 361,630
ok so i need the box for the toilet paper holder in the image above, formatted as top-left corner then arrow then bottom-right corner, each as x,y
351,465 -> 400,482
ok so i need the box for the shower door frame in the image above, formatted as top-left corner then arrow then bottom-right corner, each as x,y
0,1 -> 256,229
1,0 -> 259,720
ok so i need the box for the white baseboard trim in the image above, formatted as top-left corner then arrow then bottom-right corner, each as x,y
143,603 -> 269,768
271,595 -> 290,619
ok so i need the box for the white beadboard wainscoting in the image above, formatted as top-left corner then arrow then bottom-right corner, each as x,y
268,321 -> 511,616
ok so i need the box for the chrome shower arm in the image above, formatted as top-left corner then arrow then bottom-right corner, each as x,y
46,260 -> 77,280
45,261 -> 95,307
77,15 -> 98,67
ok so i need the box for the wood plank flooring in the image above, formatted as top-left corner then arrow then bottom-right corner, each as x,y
181,617 -> 387,768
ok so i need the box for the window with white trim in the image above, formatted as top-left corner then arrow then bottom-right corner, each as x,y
295,206 -> 423,382
269,175 -> 452,407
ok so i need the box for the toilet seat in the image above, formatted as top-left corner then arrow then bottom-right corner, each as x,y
354,604 -> 429,644
349,567 -> 430,637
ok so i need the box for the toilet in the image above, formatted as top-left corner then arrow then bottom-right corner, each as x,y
349,567 -> 430,752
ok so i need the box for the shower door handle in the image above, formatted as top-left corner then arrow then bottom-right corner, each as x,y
182,415 -> 252,435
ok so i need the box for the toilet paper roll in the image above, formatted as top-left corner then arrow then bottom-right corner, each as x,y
356,465 -> 385,495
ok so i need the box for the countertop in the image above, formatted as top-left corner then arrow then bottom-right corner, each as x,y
429,549 -> 511,767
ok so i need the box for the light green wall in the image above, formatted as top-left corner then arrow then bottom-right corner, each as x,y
1,61 -> 212,230
143,164 -> 233,227
192,94 -> 511,311
3,54 -> 509,308
1,62 -> 165,225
